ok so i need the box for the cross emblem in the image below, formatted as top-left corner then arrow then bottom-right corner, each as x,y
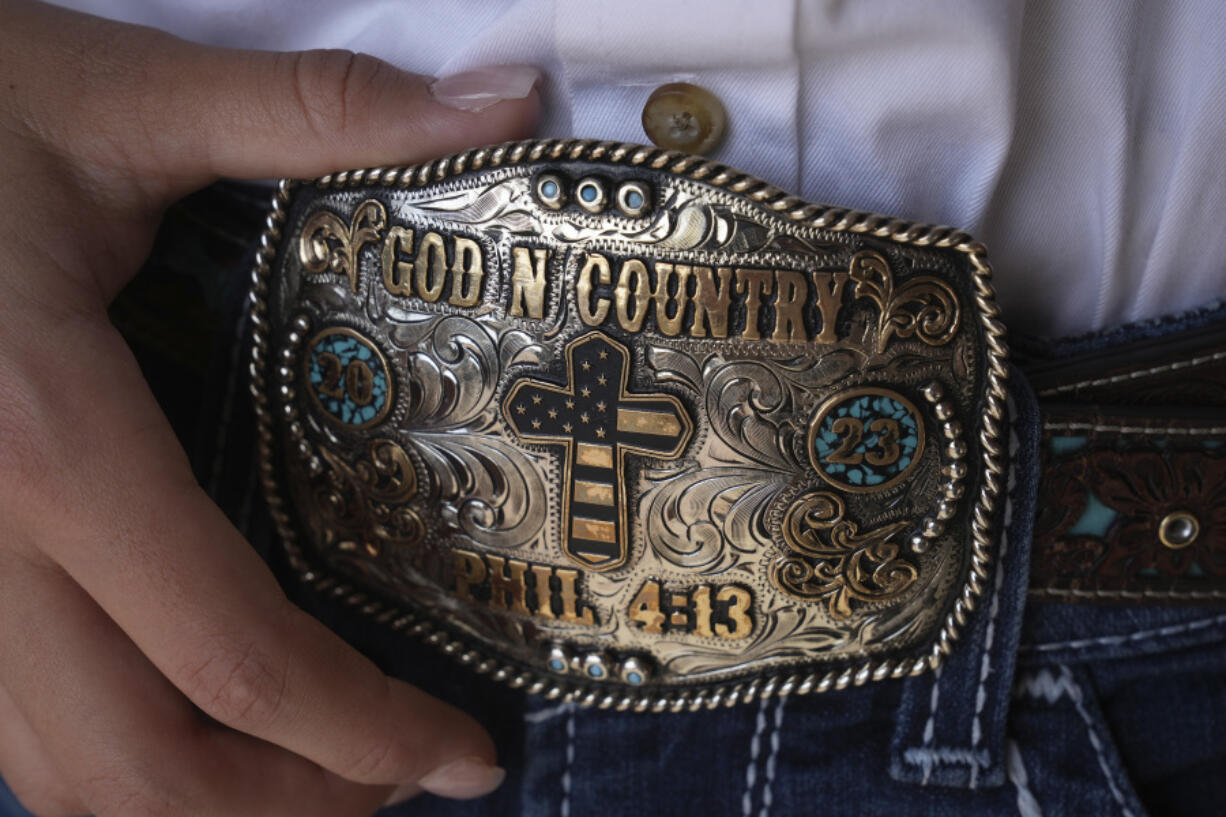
503,332 -> 693,571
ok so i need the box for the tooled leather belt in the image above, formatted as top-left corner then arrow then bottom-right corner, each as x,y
247,139 -> 1225,711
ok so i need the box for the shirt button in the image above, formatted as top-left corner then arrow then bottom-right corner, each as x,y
641,82 -> 726,155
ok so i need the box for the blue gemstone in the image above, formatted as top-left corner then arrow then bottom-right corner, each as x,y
587,664 -> 605,678
549,658 -> 566,672
627,672 -> 643,685
626,190 -> 644,209
542,180 -> 559,198
580,184 -> 598,202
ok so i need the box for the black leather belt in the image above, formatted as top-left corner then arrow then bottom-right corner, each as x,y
247,139 -> 1224,711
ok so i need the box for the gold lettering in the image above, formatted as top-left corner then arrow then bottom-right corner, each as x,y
692,585 -> 715,637
577,253 -> 612,326
452,549 -> 486,603
380,226 -> 414,297
509,246 -> 550,319
735,268 -> 774,341
531,564 -> 555,619
629,580 -> 665,634
690,266 -> 733,338
556,568 -> 596,625
651,263 -> 691,336
614,258 -> 650,332
413,232 -> 448,303
447,236 -> 484,307
485,555 -> 530,615
771,269 -> 808,343
715,585 -> 753,639
812,271 -> 850,344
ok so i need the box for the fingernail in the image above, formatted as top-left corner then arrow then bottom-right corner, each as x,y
383,781 -> 421,807
429,65 -> 541,112
416,756 -> 506,799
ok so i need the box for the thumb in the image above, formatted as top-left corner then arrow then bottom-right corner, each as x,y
7,1 -> 541,193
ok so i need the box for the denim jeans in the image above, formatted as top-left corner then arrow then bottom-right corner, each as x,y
3,183 -> 1224,817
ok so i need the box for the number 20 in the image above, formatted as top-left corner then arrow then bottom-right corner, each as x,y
317,352 -> 376,407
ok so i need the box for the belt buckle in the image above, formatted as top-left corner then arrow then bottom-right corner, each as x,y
249,140 -> 1009,710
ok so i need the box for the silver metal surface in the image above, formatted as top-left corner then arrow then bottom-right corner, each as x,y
249,139 -> 1009,710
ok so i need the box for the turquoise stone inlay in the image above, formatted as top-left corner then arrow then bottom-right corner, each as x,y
811,390 -> 922,490
1049,435 -> 1087,456
307,328 -> 391,427
1066,492 -> 1119,537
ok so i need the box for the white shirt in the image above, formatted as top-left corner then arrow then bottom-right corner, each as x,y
52,0 -> 1226,336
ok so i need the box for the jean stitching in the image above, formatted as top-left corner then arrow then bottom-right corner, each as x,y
969,421 -> 1019,788
523,702 -> 572,724
1031,587 -> 1226,600
1062,666 -> 1136,817
1013,667 -> 1077,703
1043,421 -> 1226,435
912,665 -> 943,784
1037,349 -> 1226,395
560,703 -> 575,817
902,745 -> 990,768
1022,612 -> 1226,653
1005,739 -> 1044,817
758,696 -> 786,817
741,697 -> 769,817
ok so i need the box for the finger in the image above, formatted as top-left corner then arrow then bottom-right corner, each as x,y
0,683 -> 87,817
6,1 -> 541,190
8,316 -> 501,798
0,552 -> 397,817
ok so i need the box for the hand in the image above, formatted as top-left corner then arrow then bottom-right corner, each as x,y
0,2 -> 540,814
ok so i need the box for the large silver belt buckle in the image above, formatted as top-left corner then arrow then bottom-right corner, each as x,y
250,140 -> 1009,710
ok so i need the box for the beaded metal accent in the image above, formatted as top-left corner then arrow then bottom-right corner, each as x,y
249,139 -> 1009,711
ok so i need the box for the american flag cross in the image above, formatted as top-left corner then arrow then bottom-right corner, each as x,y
503,332 -> 693,570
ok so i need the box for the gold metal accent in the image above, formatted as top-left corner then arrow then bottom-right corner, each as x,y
616,407 -> 684,436
299,199 -> 386,293
309,438 -> 423,556
302,326 -> 393,430
572,517 -> 617,544
849,250 -> 960,354
249,139 -> 1010,712
771,491 -> 917,618
503,332 -> 694,571
806,387 -> 926,494
1159,511 -> 1200,549
576,442 -> 614,469
574,480 -> 615,506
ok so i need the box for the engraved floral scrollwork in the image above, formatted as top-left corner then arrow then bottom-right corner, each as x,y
641,466 -> 790,573
849,250 -> 959,354
771,490 -> 917,618
380,316 -> 548,549
299,199 -> 387,293
312,438 -> 424,555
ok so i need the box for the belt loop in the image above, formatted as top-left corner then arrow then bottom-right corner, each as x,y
888,365 -> 1040,788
